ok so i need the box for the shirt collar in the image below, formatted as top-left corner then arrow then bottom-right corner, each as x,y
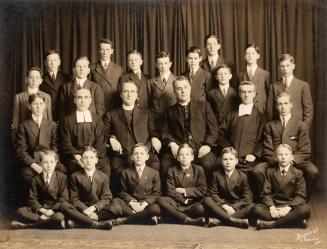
160,71 -> 171,82
279,164 -> 291,174
135,165 -> 145,172
178,99 -> 191,107
76,110 -> 92,123
76,77 -> 87,87
101,59 -> 110,65
280,113 -> 292,124
84,168 -> 96,178
247,64 -> 257,71
283,75 -> 294,88
27,87 -> 39,95
43,171 -> 53,181
48,70 -> 58,76
238,103 -> 254,116
219,84 -> 229,92
208,54 -> 218,62
122,104 -> 135,111
31,114 -> 43,126
225,169 -> 234,178
190,66 -> 200,73
181,164 -> 191,171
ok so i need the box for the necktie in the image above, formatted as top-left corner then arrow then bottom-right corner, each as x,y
89,176 -> 92,184
190,70 -> 195,82
103,62 -> 108,70
137,168 -> 142,178
210,58 -> 215,69
248,68 -> 253,80
283,78 -> 288,91
162,78 -> 167,85
281,169 -> 286,176
282,117 -> 286,130
51,73 -> 56,81
136,72 -> 141,80
222,87 -> 227,97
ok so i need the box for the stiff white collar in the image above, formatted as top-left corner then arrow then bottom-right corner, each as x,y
238,103 -> 254,116
122,104 -> 135,111
76,110 -> 92,123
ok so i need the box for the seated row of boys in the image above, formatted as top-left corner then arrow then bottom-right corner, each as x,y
15,70 -> 318,201
12,143 -> 310,231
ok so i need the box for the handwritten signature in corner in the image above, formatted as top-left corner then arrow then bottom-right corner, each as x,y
296,228 -> 322,245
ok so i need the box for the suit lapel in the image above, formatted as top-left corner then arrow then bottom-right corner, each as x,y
162,74 -> 175,94
284,116 -> 296,135
118,107 -> 133,134
82,171 -> 92,193
153,77 -> 165,92
44,73 -> 57,92
95,62 -> 111,85
28,119 -> 40,140
38,118 -> 48,145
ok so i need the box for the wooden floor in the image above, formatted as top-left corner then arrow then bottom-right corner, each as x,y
0,192 -> 326,249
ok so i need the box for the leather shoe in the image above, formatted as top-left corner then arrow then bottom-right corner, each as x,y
150,216 -> 162,225
206,217 -> 222,227
66,219 -> 78,229
111,217 -> 127,226
229,217 -> 249,229
256,219 -> 275,230
184,217 -> 206,226
298,219 -> 308,229
91,220 -> 113,230
11,220 -> 28,229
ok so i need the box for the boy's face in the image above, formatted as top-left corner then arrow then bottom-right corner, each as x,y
131,146 -> 149,167
277,96 -> 292,117
99,43 -> 113,61
29,97 -> 46,116
40,154 -> 57,175
221,152 -> 238,172
276,147 -> 294,167
74,89 -> 92,111
127,53 -> 143,72
74,59 -> 90,79
120,83 -> 138,106
46,53 -> 61,72
244,47 -> 260,64
205,37 -> 221,56
156,57 -> 172,74
279,59 -> 295,77
81,150 -> 98,171
27,70 -> 42,89
177,147 -> 194,167
239,84 -> 256,105
216,68 -> 232,86
186,52 -> 202,70
174,80 -> 191,104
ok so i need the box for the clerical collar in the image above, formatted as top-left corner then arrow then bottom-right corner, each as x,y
178,100 -> 191,107
238,103 -> 254,116
279,164 -> 291,173
27,87 -> 39,95
122,104 -> 135,111
76,77 -> 87,87
76,110 -> 92,123
84,168 -> 96,178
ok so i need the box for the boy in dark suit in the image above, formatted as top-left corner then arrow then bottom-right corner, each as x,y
161,76 -> 218,178
103,81 -> 160,193
268,54 -> 313,128
109,143 -> 161,225
147,51 -> 177,135
62,147 -> 113,230
182,46 -> 213,101
11,150 -> 68,229
58,56 -> 105,122
157,144 -> 207,226
207,64 -> 239,125
60,87 -> 109,176
91,38 -> 123,111
40,49 -> 70,121
253,144 -> 310,229
238,44 -> 270,115
201,34 -> 225,73
16,94 -> 66,190
254,92 -> 318,196
118,50 -> 149,108
13,67 -> 52,131
203,147 -> 253,228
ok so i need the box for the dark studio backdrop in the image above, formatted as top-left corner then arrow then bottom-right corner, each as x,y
0,0 -> 327,211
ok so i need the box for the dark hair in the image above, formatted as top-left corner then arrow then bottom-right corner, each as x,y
276,92 -> 292,103
39,149 -> 59,161
239,80 -> 256,92
216,64 -> 231,74
28,93 -> 46,105
73,56 -> 90,68
26,67 -> 42,77
278,54 -> 295,64
155,51 -> 171,61
82,146 -> 98,158
44,49 -> 60,59
73,86 -> 92,98
173,75 -> 190,89
177,143 -> 194,156
221,147 -> 238,158
245,44 -> 260,54
204,34 -> 219,46
98,38 -> 114,49
127,49 -> 143,59
131,143 -> 149,154
120,81 -> 139,93
186,46 -> 202,57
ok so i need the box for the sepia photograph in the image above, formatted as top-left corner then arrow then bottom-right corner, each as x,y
0,0 -> 326,248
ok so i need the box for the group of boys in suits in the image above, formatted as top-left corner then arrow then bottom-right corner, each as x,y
11,35 -> 318,230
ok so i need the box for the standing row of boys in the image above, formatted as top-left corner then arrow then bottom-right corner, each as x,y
11,34 -> 318,230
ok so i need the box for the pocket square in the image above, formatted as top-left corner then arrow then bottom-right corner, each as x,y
289,136 -> 296,140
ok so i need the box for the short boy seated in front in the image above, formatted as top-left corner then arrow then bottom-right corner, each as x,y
157,143 -> 207,226
109,143 -> 161,225
253,144 -> 311,230
203,147 -> 253,229
11,150 -> 68,229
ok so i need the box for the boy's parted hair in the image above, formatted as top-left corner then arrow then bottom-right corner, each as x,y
26,67 -> 42,77
221,147 -> 238,158
28,93 -> 46,105
276,92 -> 292,103
216,64 -> 232,74
186,46 -> 202,57
155,51 -> 171,61
245,43 -> 260,54
173,75 -> 190,89
239,80 -> 256,92
177,143 -> 194,156
45,49 -> 60,59
276,144 -> 293,154
127,49 -> 143,60
204,34 -> 220,46
39,149 -> 59,161
278,54 -> 295,64
73,86 -> 92,98
98,38 -> 114,49
131,143 -> 149,154
73,56 -> 90,68
82,146 -> 98,158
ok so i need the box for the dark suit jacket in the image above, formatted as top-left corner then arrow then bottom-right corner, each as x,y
118,72 -> 149,108
147,73 -> 177,116
57,79 -> 106,122
119,166 -> 161,205
27,171 -> 68,212
263,117 -> 311,165
90,61 -> 123,111
40,71 -> 70,120
166,164 -> 207,205
16,118 -> 57,166
103,105 -> 155,155
200,56 -> 225,74
162,100 -> 218,150
60,112 -> 106,159
262,166 -> 307,207
238,67 -> 270,114
69,169 -> 112,212
207,86 -> 239,125
181,67 -> 213,101
12,91 -> 52,129
218,106 -> 265,158
207,168 -> 253,210
267,77 -> 313,128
